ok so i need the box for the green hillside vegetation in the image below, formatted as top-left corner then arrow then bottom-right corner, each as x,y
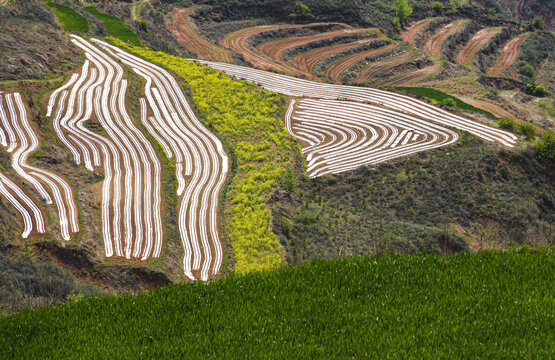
1,249 -> 553,358
83,6 -> 141,46
112,39 -> 300,273
393,86 -> 496,118
44,0 -> 89,33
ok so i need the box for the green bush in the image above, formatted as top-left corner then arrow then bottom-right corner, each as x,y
518,121 -> 537,141
525,83 -> 552,97
535,130 -> 555,161
497,117 -> 517,131
1,250 -> 553,358
432,1 -> 444,12
393,0 -> 412,25
43,0 -> 89,33
83,6 -> 141,45
289,1 -> 314,20
529,16 -> 545,31
517,60 -> 535,82
441,97 -> 457,107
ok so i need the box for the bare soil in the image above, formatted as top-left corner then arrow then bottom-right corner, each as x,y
488,32 -> 530,77
424,20 -> 466,57
325,44 -> 399,82
456,28 -> 502,66
401,19 -> 432,46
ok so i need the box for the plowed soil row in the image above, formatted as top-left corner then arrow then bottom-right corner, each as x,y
291,39 -> 375,77
457,96 -> 516,119
325,43 -> 399,82
488,32 -> 530,78
456,27 -> 502,65
355,51 -> 419,84
379,64 -> 441,86
257,28 -> 367,81
401,19 -> 432,46
166,8 -> 232,63
424,20 -> 466,57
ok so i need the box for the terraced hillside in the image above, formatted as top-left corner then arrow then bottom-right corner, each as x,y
0,0 -> 553,315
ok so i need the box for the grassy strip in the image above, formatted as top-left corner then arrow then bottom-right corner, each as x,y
1,249 -> 553,358
83,6 -> 141,46
43,0 -> 89,33
394,86 -> 496,119
111,40 -> 299,273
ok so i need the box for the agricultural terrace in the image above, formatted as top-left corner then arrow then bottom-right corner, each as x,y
113,40 -> 299,274
0,92 -> 78,240
1,249 -> 552,358
44,0 -> 89,33
84,5 -> 141,46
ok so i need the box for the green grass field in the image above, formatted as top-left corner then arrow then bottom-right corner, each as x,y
44,0 -> 89,33
1,249 -> 553,358
83,6 -> 141,46
394,86 -> 496,119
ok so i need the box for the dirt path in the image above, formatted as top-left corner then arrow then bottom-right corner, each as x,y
488,32 -> 530,77
458,96 -> 517,119
424,20 -> 466,57
257,28 -> 364,81
401,19 -> 432,46
166,8 -> 233,63
325,43 -> 399,82
456,27 -> 502,65
292,39 -> 376,77
355,51 -> 420,84
379,64 -> 441,86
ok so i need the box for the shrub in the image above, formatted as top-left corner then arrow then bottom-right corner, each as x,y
525,83 -> 551,97
432,1 -> 444,12
441,97 -> 457,107
393,0 -> 412,25
518,121 -> 537,141
290,1 -> 314,20
517,60 -> 535,82
529,16 -> 545,31
498,117 -> 517,131
535,130 -> 555,162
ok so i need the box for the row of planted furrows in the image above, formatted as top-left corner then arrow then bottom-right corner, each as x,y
0,91 -> 78,240
403,19 -> 529,79
47,36 -> 228,281
194,61 -> 518,175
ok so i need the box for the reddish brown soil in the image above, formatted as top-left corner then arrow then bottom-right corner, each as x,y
325,43 -> 400,82
458,96 -> 517,119
424,20 -> 466,57
291,39 -> 376,76
166,8 -> 233,63
401,19 -> 432,46
220,24 -> 304,75
488,32 -> 530,77
355,51 -> 420,84
257,28 -> 365,81
456,27 -> 502,65
379,64 -> 441,86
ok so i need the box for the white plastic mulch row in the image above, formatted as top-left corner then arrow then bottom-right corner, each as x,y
47,36 -> 163,261
0,93 -> 78,239
288,98 -> 459,177
93,39 -> 229,281
194,60 -> 518,149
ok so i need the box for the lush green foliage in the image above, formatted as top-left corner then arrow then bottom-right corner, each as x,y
1,250 -> 553,358
112,40 -> 299,273
525,84 -> 551,98
432,1 -> 444,12
274,142 -> 554,263
290,1 -> 314,20
83,6 -> 141,46
394,86 -> 496,118
393,0 -> 412,24
498,117 -> 517,131
518,121 -> 537,141
43,0 -> 89,33
536,130 -> 555,162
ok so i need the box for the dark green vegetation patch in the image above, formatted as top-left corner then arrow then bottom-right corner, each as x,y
43,0 -> 89,33
83,5 -> 141,46
394,86 -> 496,118
1,250 -> 553,358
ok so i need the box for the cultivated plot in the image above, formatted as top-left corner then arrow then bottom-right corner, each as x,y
47,36 -> 163,261
92,39 -> 229,281
488,32 -> 530,78
195,61 -> 518,176
0,92 -> 78,239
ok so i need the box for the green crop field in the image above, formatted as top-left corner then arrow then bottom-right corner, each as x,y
394,86 -> 496,118
44,0 -> 89,33
1,249 -> 552,358
83,6 -> 141,46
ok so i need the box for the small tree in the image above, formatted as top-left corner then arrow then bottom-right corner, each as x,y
290,2 -> 314,21
393,0 -> 412,28
529,16 -> 545,31
536,130 -> 555,162
518,121 -> 537,141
